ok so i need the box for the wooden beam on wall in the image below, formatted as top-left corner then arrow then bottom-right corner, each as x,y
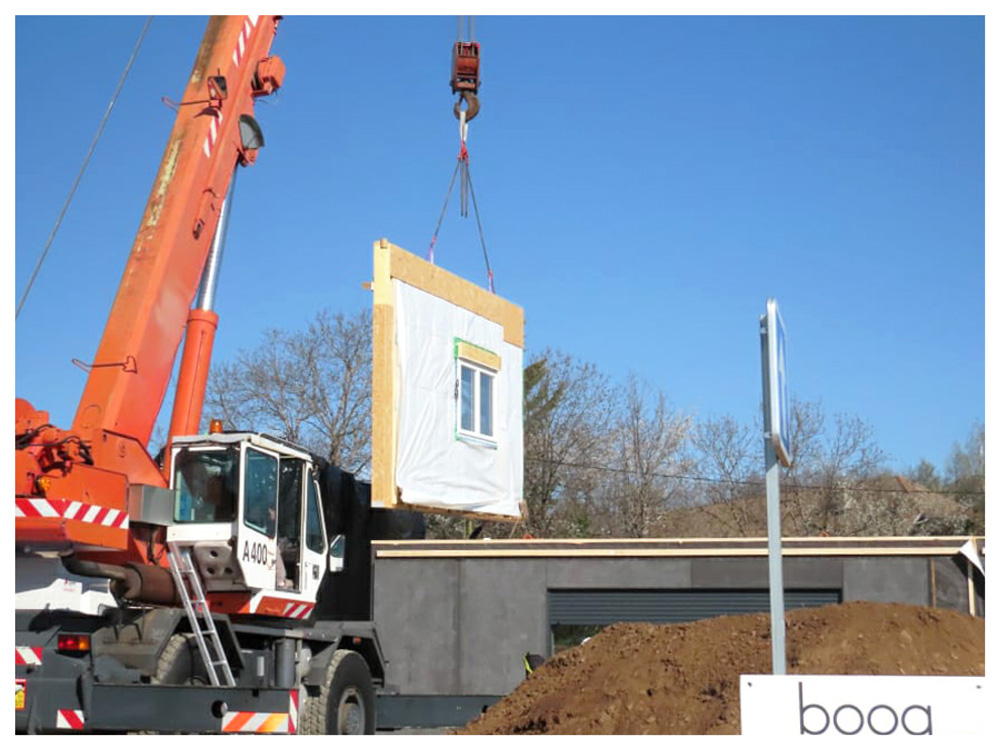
371,239 -> 397,508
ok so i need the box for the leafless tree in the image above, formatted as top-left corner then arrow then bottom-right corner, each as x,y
776,397 -> 888,535
945,421 -> 985,532
690,414 -> 760,535
604,377 -> 690,538
205,308 -> 372,475
521,349 -> 618,537
814,412 -> 888,533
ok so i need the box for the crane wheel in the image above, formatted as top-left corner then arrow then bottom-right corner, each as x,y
300,649 -> 375,735
153,633 -> 210,685
127,635 -> 211,734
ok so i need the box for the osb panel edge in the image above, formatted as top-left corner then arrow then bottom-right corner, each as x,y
371,240 -> 397,508
395,499 -> 521,525
386,240 -> 524,349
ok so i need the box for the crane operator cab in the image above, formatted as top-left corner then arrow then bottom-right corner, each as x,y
168,432 -> 344,609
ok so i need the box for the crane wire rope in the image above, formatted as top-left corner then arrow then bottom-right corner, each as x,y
426,120 -> 495,293
465,164 -> 495,293
457,15 -> 475,42
428,14 -> 495,292
426,160 -> 461,265
16,15 -> 154,321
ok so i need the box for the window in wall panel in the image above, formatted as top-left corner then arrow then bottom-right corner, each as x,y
456,352 -> 497,445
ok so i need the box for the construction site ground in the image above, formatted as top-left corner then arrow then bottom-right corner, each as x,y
457,601 -> 985,735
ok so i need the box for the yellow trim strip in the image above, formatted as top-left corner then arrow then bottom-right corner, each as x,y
375,535 -> 983,547
456,341 -> 501,370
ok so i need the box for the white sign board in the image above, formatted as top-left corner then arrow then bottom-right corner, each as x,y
766,299 -> 791,467
741,675 -> 986,737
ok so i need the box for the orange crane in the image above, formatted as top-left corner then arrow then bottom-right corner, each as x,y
15,16 -> 424,734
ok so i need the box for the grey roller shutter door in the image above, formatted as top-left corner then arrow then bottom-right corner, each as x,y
548,589 -> 840,626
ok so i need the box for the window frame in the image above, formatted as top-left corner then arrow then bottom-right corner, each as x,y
454,338 -> 500,446
304,471 -> 327,555
241,445 -> 279,539
171,445 -> 239,524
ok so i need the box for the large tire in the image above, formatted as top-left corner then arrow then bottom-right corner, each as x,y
301,649 -> 375,735
153,634 -> 210,685
130,634 -> 210,734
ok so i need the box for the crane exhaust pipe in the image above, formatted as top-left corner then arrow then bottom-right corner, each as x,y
61,551 -> 131,585
61,553 -> 180,606
114,563 -> 180,606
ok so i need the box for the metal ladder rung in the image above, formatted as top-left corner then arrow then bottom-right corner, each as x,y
167,542 -> 236,688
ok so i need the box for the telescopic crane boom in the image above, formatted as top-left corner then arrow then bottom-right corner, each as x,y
15,16 -> 284,553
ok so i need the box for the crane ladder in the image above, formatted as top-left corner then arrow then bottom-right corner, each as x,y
166,541 -> 236,687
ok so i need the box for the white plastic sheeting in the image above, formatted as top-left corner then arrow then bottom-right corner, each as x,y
393,279 -> 523,517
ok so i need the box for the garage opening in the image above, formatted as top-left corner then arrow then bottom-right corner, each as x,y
548,588 -> 841,653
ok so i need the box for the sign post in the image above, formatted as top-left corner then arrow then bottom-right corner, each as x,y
760,298 -> 790,675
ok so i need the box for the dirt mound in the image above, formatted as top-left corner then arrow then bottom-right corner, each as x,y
458,602 -> 985,735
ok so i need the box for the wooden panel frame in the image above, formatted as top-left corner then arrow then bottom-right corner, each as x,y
371,239 -> 525,515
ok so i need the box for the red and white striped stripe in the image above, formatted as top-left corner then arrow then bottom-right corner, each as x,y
221,710 -> 290,734
202,111 -> 225,159
232,16 -> 259,68
216,592 -> 317,620
281,601 -> 315,620
203,16 -> 261,160
56,709 -> 85,730
288,690 -> 298,734
15,647 -> 43,666
14,498 -> 128,529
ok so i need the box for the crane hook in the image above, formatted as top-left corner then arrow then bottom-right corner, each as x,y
453,91 -> 480,122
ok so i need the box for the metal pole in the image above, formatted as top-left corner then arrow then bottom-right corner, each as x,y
764,434 -> 787,674
760,313 -> 787,675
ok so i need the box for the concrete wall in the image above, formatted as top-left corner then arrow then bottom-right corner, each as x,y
372,544 -> 982,698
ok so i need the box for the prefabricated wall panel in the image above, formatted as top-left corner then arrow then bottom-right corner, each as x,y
371,239 -> 524,520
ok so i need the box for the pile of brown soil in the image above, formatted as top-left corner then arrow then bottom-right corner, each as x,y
458,602 -> 985,735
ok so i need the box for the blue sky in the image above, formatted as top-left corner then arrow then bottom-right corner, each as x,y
15,15 -> 984,474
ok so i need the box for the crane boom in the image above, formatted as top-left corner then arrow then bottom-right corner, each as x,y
15,16 -> 285,554
71,15 -> 283,448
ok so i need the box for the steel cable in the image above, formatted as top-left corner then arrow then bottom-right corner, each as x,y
465,167 -> 495,293
427,159 -> 462,263
16,16 -> 154,320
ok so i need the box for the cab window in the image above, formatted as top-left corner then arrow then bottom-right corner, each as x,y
243,448 -> 277,537
173,447 -> 238,523
305,474 -> 325,554
278,459 -> 303,545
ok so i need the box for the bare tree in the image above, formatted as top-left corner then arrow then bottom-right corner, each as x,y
205,308 -> 372,475
690,414 -> 759,535
945,421 -> 985,533
779,397 -> 824,536
522,349 -> 618,537
776,397 -> 888,535
604,377 -> 690,538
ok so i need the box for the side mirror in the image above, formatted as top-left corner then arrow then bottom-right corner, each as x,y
329,534 -> 345,573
